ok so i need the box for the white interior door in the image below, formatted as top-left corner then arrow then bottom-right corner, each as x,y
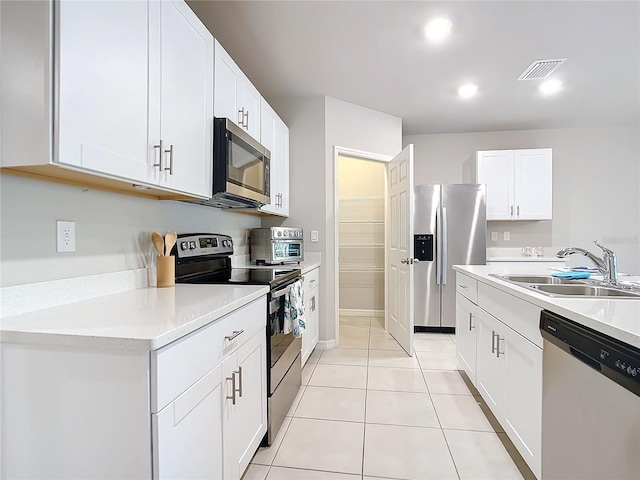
386,145 -> 414,356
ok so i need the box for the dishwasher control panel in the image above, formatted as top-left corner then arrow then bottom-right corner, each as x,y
540,310 -> 640,397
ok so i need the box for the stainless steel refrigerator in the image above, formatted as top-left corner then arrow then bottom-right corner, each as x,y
414,184 -> 486,331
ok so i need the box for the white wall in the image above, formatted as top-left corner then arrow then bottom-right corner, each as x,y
0,174 -> 259,287
404,125 -> 640,273
268,96 -> 402,343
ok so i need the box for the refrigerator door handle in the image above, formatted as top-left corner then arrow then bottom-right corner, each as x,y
441,206 -> 448,285
436,211 -> 442,284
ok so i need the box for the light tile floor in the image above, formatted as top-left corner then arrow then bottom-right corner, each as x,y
244,315 -> 533,480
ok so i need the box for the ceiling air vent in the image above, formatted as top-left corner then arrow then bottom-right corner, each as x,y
517,58 -> 567,81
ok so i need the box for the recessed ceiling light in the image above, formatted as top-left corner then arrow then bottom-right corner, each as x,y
458,84 -> 478,99
539,79 -> 563,95
424,17 -> 453,42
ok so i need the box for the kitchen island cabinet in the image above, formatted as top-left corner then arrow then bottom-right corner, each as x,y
454,264 -> 640,479
1,0 -> 213,200
1,285 -> 268,480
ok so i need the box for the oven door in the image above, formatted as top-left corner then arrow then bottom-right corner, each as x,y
268,278 -> 302,394
272,240 -> 304,263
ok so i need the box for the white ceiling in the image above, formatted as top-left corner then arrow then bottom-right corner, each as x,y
188,1 -> 640,135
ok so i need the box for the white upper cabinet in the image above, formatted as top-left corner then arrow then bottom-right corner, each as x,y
474,148 -> 552,220
259,99 -> 290,216
56,0 -> 149,183
150,1 -> 214,198
1,0 -> 213,199
214,40 -> 261,141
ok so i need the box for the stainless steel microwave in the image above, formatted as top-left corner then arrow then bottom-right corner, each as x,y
205,117 -> 270,208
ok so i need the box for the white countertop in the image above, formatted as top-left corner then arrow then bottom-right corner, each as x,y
0,284 -> 269,351
487,256 -> 565,262
454,264 -> 640,348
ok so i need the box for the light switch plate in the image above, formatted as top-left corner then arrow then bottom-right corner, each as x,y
503,231 -> 511,241
310,230 -> 319,243
491,232 -> 498,241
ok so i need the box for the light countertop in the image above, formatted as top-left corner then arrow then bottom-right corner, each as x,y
454,264 -> 640,348
0,284 -> 269,351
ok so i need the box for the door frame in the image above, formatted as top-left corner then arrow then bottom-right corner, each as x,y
333,146 -> 393,347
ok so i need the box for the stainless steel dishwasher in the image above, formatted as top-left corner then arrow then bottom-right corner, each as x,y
540,310 -> 640,480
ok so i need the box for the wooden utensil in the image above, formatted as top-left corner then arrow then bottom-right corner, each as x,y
151,231 -> 165,257
164,230 -> 177,256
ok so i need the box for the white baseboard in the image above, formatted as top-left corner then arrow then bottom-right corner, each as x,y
339,308 -> 384,318
316,339 -> 336,349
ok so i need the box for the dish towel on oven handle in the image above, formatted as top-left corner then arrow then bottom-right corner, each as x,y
284,279 -> 306,338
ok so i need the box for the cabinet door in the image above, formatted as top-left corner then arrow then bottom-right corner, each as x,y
259,100 -> 278,214
302,286 -> 319,366
455,295 -> 478,385
514,149 -> 552,220
152,364 -> 223,480
259,102 -> 289,217
56,0 -> 149,182
241,77 -> 261,141
475,308 -> 503,416
154,1 -> 213,197
214,40 -> 242,125
476,150 -> 514,220
223,329 -> 267,480
275,118 -> 290,216
502,328 -> 542,478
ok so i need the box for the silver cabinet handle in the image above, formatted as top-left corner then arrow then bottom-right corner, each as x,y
517,205 -> 520,217
225,329 -> 244,341
496,335 -> 504,357
238,107 -> 245,127
153,139 -> 164,170
468,312 -> 475,331
310,279 -> 317,286
458,284 -> 468,289
491,331 -> 497,354
164,144 -> 174,175
244,110 -> 249,129
237,366 -> 243,398
227,371 -> 237,405
510,205 -> 514,217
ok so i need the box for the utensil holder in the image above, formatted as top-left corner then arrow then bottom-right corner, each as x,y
157,255 -> 175,288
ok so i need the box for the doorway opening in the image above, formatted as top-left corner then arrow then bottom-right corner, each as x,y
335,152 -> 388,345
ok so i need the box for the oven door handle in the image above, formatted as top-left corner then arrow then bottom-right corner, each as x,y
272,284 -> 293,299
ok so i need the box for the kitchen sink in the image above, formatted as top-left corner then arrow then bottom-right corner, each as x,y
489,274 -> 582,285
530,284 -> 640,298
489,274 -> 640,298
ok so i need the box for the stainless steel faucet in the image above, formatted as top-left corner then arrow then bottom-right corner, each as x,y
556,240 -> 618,285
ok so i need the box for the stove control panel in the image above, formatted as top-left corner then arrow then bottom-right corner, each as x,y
173,233 -> 234,259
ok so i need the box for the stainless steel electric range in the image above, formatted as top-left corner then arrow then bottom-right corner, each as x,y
172,233 -> 302,445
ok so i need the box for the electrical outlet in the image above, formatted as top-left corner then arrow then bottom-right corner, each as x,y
310,230 -> 319,243
503,231 -> 511,241
491,232 -> 498,241
56,220 -> 76,253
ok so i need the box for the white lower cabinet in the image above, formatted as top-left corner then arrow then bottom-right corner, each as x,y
302,267 -> 320,365
1,296 -> 267,480
153,364 -> 224,480
455,294 -> 478,384
457,275 -> 543,479
222,329 -> 268,480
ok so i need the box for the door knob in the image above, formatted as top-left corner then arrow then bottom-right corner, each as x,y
401,258 -> 409,264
